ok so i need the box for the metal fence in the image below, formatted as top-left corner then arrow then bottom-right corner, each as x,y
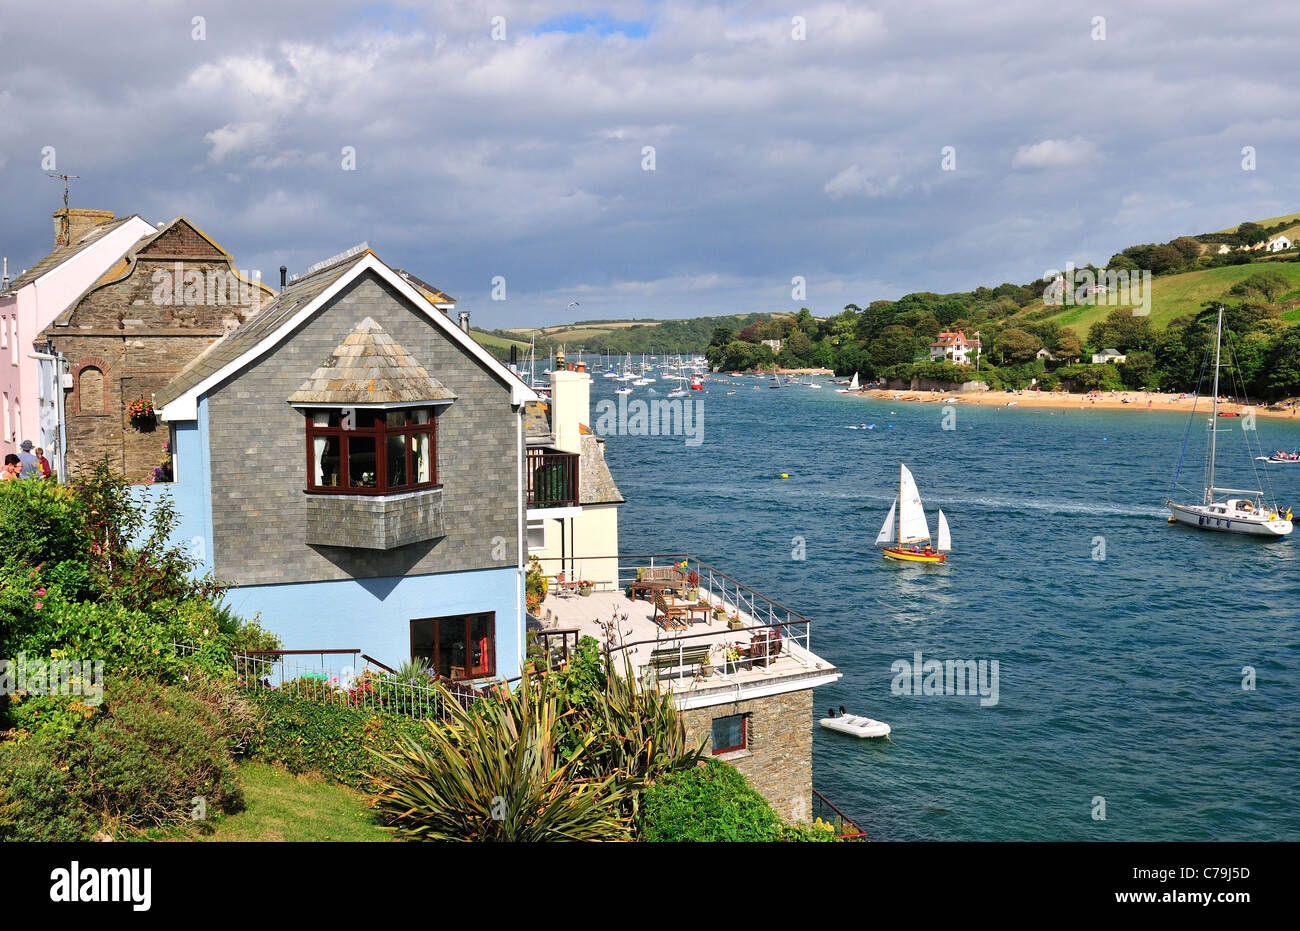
812,788 -> 868,840
176,644 -> 482,722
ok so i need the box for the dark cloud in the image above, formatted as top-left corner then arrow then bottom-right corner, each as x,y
2,1 -> 1298,327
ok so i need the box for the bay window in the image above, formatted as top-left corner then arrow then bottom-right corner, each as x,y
305,406 -> 437,494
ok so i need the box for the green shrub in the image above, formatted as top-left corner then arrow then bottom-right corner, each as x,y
65,677 -> 244,830
248,689 -> 428,788
0,740 -> 94,841
368,675 -> 631,841
640,759 -> 785,841
0,479 -> 86,574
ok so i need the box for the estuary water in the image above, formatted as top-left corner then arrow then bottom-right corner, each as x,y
599,375 -> 1300,841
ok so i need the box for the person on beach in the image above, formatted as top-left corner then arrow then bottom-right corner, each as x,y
1,454 -> 21,481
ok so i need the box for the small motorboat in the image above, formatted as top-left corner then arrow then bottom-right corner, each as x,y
820,707 -> 890,739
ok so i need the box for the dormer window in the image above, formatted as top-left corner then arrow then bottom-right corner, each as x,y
288,316 -> 458,499
305,406 -> 437,494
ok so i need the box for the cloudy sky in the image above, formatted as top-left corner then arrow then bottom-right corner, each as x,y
2,1 -> 1299,328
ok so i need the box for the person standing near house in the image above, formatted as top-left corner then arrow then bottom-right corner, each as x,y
35,447 -> 52,479
16,441 -> 41,479
1,454 -> 21,481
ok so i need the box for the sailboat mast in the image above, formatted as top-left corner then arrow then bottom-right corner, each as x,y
1208,306 -> 1223,503
898,463 -> 904,542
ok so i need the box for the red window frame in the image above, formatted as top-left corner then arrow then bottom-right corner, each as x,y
410,612 -> 495,681
304,407 -> 438,495
711,713 -> 748,755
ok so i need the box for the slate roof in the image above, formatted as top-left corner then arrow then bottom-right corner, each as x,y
1,216 -> 142,295
579,434 -> 623,505
287,317 -> 457,406
523,400 -> 552,438
155,258 -> 357,407
392,268 -> 455,305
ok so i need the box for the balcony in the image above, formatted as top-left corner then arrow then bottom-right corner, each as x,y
526,448 -> 580,509
529,554 -> 840,708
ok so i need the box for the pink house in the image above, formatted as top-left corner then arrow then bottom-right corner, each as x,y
0,209 -> 157,469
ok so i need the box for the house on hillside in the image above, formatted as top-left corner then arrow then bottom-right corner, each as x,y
1217,244 -> 1232,255
0,208 -> 158,473
1091,348 -> 1127,364
760,338 -> 783,354
929,330 -> 981,365
39,217 -> 275,482
154,248 -> 538,681
1266,235 -> 1292,252
1035,347 -> 1055,362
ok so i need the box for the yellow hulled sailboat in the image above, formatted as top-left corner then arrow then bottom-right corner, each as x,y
876,463 -> 951,563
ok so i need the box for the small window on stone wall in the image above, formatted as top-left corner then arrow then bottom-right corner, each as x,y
711,714 -> 748,755
79,367 -> 105,414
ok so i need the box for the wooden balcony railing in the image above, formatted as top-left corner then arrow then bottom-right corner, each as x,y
527,448 -> 580,508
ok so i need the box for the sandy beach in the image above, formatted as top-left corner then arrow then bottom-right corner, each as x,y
853,387 -> 1300,420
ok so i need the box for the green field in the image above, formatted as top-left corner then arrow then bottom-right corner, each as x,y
1213,213 -> 1300,234
1016,260 -> 1300,334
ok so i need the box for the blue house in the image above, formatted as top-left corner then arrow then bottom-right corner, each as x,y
153,248 -> 538,681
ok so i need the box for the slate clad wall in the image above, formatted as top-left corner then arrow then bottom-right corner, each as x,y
205,271 -> 519,585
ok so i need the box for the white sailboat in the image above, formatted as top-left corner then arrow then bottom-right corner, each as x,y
876,463 -> 951,562
1166,307 -> 1293,538
836,372 -> 860,394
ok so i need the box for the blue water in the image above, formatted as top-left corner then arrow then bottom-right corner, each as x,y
600,376 -> 1300,841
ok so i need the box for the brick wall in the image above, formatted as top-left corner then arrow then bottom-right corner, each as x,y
204,271 -> 521,586
679,688 -> 813,824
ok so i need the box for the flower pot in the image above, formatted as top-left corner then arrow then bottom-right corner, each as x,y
728,618 -> 744,630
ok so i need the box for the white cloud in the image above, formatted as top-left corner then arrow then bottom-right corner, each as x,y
1011,137 -> 1100,169
823,165 -> 906,199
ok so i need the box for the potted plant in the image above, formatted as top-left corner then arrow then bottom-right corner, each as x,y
684,569 -> 700,601
727,611 -> 743,630
712,603 -> 727,622
577,580 -> 593,597
127,397 -> 156,427
698,658 -> 713,679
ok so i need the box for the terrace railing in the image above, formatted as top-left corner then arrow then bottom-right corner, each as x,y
526,448 -> 580,509
529,554 -> 817,682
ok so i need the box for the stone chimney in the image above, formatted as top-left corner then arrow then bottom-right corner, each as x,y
53,208 -> 114,247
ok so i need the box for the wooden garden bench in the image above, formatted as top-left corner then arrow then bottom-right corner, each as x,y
645,644 -> 711,677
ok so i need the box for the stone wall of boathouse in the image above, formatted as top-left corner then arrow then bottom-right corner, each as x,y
679,688 -> 813,824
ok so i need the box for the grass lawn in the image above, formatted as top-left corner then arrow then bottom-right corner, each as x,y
198,762 -> 393,842
1016,261 -> 1300,334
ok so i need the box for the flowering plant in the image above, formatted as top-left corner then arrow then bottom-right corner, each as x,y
150,441 -> 173,484
127,397 -> 155,422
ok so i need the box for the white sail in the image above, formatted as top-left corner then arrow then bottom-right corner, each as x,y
849,371 -> 859,390
876,499 -> 897,546
898,463 -> 931,543
937,509 -> 951,551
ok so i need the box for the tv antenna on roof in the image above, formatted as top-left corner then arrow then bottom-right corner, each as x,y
47,172 -> 80,244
